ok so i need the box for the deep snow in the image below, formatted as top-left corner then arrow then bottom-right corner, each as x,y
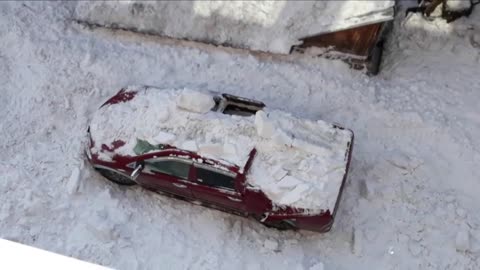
1,1 -> 480,270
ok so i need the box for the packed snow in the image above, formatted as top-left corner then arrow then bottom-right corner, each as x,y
89,86 -> 352,211
1,1 -> 480,270
74,1 -> 395,54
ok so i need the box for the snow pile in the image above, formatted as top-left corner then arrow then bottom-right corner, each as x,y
249,109 -> 351,211
89,86 -> 352,211
90,86 -> 256,167
74,1 -> 394,54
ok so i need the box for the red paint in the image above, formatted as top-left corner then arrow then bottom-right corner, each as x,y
87,89 -> 354,233
100,88 -> 138,107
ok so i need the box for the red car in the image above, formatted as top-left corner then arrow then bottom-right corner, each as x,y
86,86 -> 354,232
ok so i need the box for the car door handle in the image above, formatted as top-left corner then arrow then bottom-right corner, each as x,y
172,183 -> 187,188
227,196 -> 242,202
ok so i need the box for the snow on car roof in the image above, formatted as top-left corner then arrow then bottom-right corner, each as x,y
90,86 -> 353,212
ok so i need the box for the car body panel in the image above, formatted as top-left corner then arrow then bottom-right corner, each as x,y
137,157 -> 194,198
189,164 -> 247,214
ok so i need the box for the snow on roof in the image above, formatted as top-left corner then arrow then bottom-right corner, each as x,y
90,86 -> 353,211
75,1 -> 395,54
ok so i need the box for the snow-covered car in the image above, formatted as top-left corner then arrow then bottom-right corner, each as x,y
86,86 -> 354,232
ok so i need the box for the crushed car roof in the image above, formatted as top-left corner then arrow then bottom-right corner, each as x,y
90,86 -> 353,212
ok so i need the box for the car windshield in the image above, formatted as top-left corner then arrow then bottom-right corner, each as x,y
133,139 -> 167,155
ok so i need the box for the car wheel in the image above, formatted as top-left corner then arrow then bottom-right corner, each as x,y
256,216 -> 297,231
96,168 -> 136,186
269,220 -> 297,231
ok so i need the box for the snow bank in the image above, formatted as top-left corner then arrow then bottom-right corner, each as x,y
89,86 -> 352,211
74,1 -> 394,54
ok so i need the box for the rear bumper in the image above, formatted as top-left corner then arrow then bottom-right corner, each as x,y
263,212 -> 334,233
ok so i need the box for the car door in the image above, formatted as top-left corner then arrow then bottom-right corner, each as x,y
190,163 -> 246,214
136,157 -> 194,199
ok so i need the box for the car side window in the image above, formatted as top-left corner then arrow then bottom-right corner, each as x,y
195,165 -> 236,191
146,159 -> 191,180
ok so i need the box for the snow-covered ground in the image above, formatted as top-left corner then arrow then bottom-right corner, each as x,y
1,1 -> 479,269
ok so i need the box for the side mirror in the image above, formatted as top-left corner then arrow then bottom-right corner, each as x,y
130,162 -> 144,180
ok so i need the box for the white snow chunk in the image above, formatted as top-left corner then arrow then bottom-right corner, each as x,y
455,226 -> 470,252
292,137 -> 330,156
151,131 -> 176,145
278,183 -> 311,205
181,140 -> 198,152
271,166 -> 288,180
254,110 -> 275,139
198,144 -> 225,158
278,175 -> 303,189
66,167 -> 80,194
176,89 -> 215,113
271,129 -> 293,146
223,143 -> 237,156
97,151 -> 114,162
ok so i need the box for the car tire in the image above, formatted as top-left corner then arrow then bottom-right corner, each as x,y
256,216 -> 297,231
96,168 -> 136,186
269,220 -> 297,231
